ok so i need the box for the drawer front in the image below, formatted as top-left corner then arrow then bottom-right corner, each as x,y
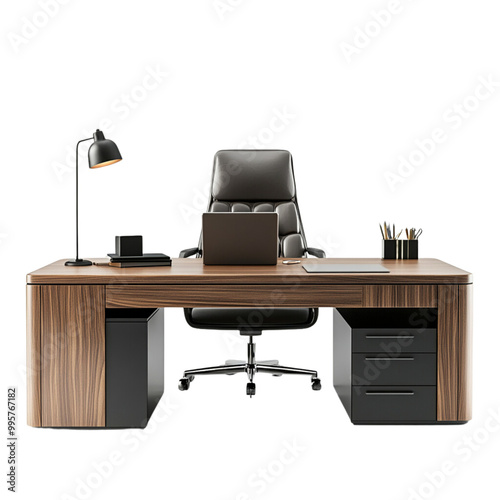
352,328 -> 436,353
352,353 -> 436,386
352,386 -> 436,422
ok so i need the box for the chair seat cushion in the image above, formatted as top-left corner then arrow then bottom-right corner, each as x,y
188,308 -> 314,330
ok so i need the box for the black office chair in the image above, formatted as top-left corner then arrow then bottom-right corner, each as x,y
179,150 -> 325,396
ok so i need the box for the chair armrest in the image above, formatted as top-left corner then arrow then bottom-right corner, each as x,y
307,247 -> 326,258
179,247 -> 200,258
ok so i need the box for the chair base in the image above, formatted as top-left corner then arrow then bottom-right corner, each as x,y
179,336 -> 321,396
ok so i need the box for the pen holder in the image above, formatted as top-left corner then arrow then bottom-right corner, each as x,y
382,240 -> 418,259
401,240 -> 418,259
382,240 -> 398,259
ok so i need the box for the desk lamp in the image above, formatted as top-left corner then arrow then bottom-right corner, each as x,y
65,130 -> 122,266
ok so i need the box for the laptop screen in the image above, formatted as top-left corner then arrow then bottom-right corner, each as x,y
202,213 -> 279,265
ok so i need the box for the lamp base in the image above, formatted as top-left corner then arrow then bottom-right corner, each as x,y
65,259 -> 92,266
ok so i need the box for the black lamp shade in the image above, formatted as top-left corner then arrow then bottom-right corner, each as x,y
88,130 -> 122,169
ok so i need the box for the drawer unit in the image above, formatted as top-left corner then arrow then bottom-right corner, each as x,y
334,308 -> 438,424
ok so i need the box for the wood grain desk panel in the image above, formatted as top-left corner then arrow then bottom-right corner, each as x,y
27,258 -> 472,285
363,285 -> 437,307
437,285 -> 459,421
105,284 -> 365,308
105,284 -> 439,309
436,284 -> 473,422
458,285 -> 473,421
40,285 -> 106,427
26,286 -> 41,427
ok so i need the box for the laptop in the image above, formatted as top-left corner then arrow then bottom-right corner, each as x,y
302,263 -> 389,273
202,213 -> 279,265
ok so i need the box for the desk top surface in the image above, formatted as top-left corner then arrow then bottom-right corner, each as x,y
27,258 -> 472,285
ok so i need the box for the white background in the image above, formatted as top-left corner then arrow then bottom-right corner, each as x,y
1,1 -> 498,499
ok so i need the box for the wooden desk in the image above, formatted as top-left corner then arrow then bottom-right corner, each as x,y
26,258 -> 472,427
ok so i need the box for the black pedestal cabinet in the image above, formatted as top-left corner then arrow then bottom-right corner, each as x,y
334,308 -> 437,424
106,308 -> 164,428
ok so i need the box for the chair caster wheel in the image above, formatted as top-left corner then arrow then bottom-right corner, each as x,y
311,377 -> 321,391
246,382 -> 256,396
179,377 -> 191,391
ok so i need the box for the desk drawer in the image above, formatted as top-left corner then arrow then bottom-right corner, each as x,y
352,353 -> 436,386
352,328 -> 436,353
352,386 -> 436,422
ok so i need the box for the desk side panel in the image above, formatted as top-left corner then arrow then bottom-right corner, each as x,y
437,285 -> 459,421
41,285 -> 106,427
27,286 -> 41,427
458,285 -> 472,421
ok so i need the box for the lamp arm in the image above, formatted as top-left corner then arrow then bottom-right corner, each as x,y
74,137 -> 93,261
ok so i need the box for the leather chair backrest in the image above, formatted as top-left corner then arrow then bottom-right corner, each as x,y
203,150 -> 308,258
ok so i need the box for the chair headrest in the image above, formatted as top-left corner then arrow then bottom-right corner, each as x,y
212,150 -> 295,201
